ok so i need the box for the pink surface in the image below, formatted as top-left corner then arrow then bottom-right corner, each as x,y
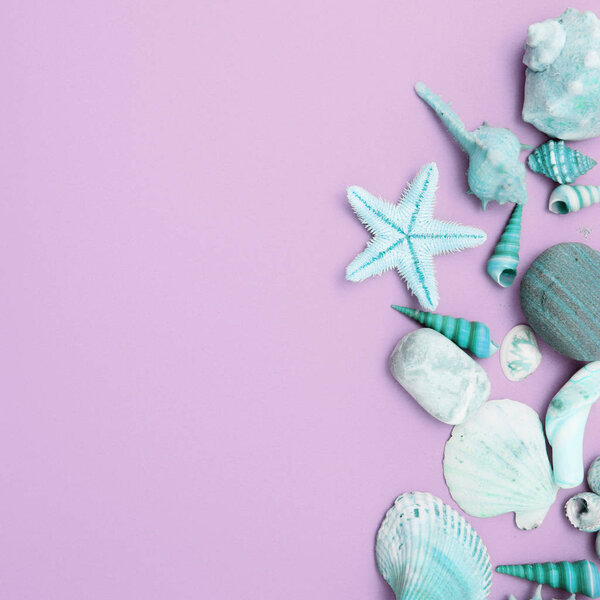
3,2 -> 600,598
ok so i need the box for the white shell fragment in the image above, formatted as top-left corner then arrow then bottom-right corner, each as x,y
500,324 -> 542,382
565,492 -> 600,532
509,587 -> 576,600
589,457 -> 600,495
376,491 -> 492,600
444,399 -> 558,530
389,328 -> 491,425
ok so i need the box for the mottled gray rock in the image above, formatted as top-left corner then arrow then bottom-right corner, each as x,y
389,328 -> 490,424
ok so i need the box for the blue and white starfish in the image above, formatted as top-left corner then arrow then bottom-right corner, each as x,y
346,163 -> 487,310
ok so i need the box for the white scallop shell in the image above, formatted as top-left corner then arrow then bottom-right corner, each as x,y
443,399 -> 558,530
500,324 -> 542,382
565,492 -> 600,532
589,456 -> 600,495
376,492 -> 492,600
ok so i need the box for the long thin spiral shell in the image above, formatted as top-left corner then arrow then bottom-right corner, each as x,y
549,184 -> 600,214
528,140 -> 597,183
486,203 -> 523,287
497,561 -> 600,597
391,305 -> 498,358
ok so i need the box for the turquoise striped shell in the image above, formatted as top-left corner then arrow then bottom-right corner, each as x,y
391,306 -> 498,358
589,457 -> 600,495
497,560 -> 600,597
486,203 -> 523,287
549,184 -> 600,214
528,140 -> 597,183
376,492 -> 492,600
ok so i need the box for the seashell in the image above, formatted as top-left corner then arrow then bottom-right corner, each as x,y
389,329 -> 490,424
520,243 -> 600,361
391,305 -> 498,358
528,140 -> 597,183
565,492 -> 600,532
486,203 -> 523,287
589,457 -> 600,495
549,184 -> 600,214
509,586 -> 576,600
376,491 -> 492,600
415,82 -> 528,209
444,399 -> 557,530
523,9 -> 600,140
500,324 -> 542,382
497,560 -> 600,597
546,361 -> 600,488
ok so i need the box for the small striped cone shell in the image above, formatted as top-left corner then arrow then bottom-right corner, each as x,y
589,457 -> 600,495
528,140 -> 597,184
391,306 -> 498,358
549,184 -> 600,214
487,203 -> 523,287
565,492 -> 600,532
496,560 -> 600,597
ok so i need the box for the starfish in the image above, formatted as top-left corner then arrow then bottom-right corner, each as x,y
345,162 -> 487,310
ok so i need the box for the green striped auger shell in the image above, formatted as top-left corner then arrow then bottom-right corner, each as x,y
497,560 -> 600,597
549,184 -> 600,214
528,140 -> 597,184
486,203 -> 523,287
391,305 -> 498,358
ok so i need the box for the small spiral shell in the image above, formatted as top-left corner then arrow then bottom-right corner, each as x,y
486,203 -> 523,287
565,492 -> 600,532
549,184 -> 600,214
528,140 -> 597,183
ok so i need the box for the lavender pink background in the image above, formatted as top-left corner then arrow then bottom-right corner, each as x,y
3,2 -> 600,599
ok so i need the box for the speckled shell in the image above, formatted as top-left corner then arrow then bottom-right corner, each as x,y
444,399 -> 557,530
415,82 -> 527,209
523,9 -> 600,140
497,561 -> 600,597
589,457 -> 600,495
528,140 -> 597,183
391,306 -> 498,358
565,492 -> 600,532
500,324 -> 542,382
549,184 -> 600,214
486,204 -> 523,287
376,492 -> 492,600
546,361 -> 600,488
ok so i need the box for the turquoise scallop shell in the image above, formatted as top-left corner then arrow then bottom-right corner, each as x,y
528,140 -> 596,183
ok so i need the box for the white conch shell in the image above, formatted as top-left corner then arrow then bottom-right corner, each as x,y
565,492 -> 600,532
444,399 -> 558,530
375,492 -> 492,600
589,456 -> 600,495
500,324 -> 542,381
545,361 -> 600,489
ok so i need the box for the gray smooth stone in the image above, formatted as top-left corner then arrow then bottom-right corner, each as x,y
520,242 -> 600,361
389,328 -> 491,424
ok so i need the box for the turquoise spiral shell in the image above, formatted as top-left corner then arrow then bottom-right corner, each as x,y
486,203 -> 523,287
391,306 -> 498,358
549,184 -> 600,214
497,560 -> 600,597
528,140 -> 597,184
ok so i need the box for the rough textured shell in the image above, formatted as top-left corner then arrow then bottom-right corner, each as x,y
376,492 -> 492,600
415,82 -> 527,209
497,561 -> 600,597
391,305 -> 498,358
487,204 -> 523,287
528,140 -> 597,183
549,184 -> 600,214
523,9 -> 600,140
546,361 -> 600,488
500,324 -> 542,382
589,457 -> 600,495
444,399 -> 557,529
565,492 -> 600,532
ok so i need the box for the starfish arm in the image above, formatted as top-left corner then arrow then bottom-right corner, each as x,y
347,186 -> 403,238
396,240 -> 439,311
346,236 -> 404,281
417,220 -> 487,255
398,162 -> 439,228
